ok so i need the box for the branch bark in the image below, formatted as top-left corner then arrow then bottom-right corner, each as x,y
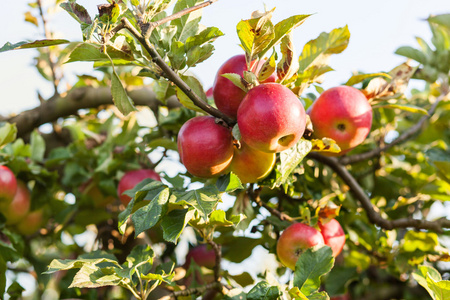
339,92 -> 448,165
1,86 -> 179,138
249,186 -> 295,223
309,152 -> 450,233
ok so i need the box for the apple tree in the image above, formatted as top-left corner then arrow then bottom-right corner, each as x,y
1,1 -> 450,299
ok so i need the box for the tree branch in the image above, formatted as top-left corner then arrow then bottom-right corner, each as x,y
340,92 -> 448,165
120,18 -> 236,126
207,240 -> 222,282
249,186 -> 295,223
308,152 -> 450,233
142,0 -> 219,38
1,86 -> 179,138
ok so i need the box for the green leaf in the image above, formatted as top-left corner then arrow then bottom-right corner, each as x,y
186,43 -> 214,67
171,0 -> 202,43
30,130 -> 45,162
298,26 -> 350,72
209,209 -> 245,228
246,281 -> 282,300
175,74 -> 208,113
161,208 -> 195,243
60,1 -> 92,24
293,246 -> 334,296
108,54 -> 136,116
185,26 -> 223,50
168,40 -> 186,70
221,237 -> 262,263
324,267 -> 358,296
0,122 -> 17,148
311,138 -> 341,154
154,78 -> 176,103
221,73 -> 248,92
372,103 -> 428,115
413,265 -> 450,300
402,231 -> 439,252
395,46 -> 428,64
216,172 -> 244,192
6,281 -> 25,300
65,42 -> 133,63
0,39 -> 70,53
98,2 -> 120,23
70,264 -> 122,288
425,148 -> 450,183
263,14 -> 311,55
275,139 -> 312,187
174,185 -> 220,218
428,14 -> 450,29
345,72 -> 391,86
45,256 -> 120,274
0,257 -> 6,295
131,187 -> 170,236
237,11 -> 275,61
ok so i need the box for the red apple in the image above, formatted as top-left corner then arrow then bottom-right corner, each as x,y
117,169 -> 161,206
319,219 -> 346,257
212,55 -> 276,118
205,87 -> 213,99
184,244 -> 216,269
0,165 -> 17,207
276,223 -> 325,270
229,142 -> 276,184
4,181 -> 31,225
237,83 -> 306,153
15,210 -> 44,236
177,116 -> 234,178
308,86 -> 372,154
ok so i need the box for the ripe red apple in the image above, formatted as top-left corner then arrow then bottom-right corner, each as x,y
0,165 -> 17,207
319,219 -> 346,257
276,222 -> 325,270
184,244 -> 216,269
15,210 -> 44,236
212,54 -> 276,118
205,87 -> 213,99
308,86 -> 372,154
117,169 -> 161,206
177,116 -> 234,178
229,142 -> 276,184
237,83 -> 306,153
4,181 -> 31,225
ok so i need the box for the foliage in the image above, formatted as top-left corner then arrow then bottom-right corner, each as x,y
1,1 -> 450,300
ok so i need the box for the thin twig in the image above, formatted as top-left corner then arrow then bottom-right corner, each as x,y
340,92 -> 448,165
309,152 -> 450,233
249,186 -> 295,223
37,0 -> 60,96
120,18 -> 236,126
143,0 -> 219,38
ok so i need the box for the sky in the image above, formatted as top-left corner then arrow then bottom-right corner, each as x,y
0,0 -> 449,116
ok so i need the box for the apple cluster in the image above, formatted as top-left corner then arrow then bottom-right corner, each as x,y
0,165 -> 44,235
177,55 -> 307,183
276,219 -> 346,270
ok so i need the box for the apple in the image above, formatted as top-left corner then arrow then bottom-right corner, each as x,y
229,142 -> 276,184
4,181 -> 31,225
117,169 -> 161,206
184,244 -> 216,269
205,87 -> 213,99
308,86 -> 372,154
212,54 -> 276,118
15,210 -> 44,236
276,222 -> 325,270
0,165 -> 17,207
237,83 -> 306,153
319,218 -> 346,257
177,116 -> 234,178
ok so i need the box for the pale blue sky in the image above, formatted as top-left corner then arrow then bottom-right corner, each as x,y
0,0 -> 449,115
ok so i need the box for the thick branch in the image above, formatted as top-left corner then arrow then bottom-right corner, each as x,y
120,18 -> 236,126
2,86 -> 179,138
309,152 -> 450,233
207,240 -> 222,282
340,93 -> 448,165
